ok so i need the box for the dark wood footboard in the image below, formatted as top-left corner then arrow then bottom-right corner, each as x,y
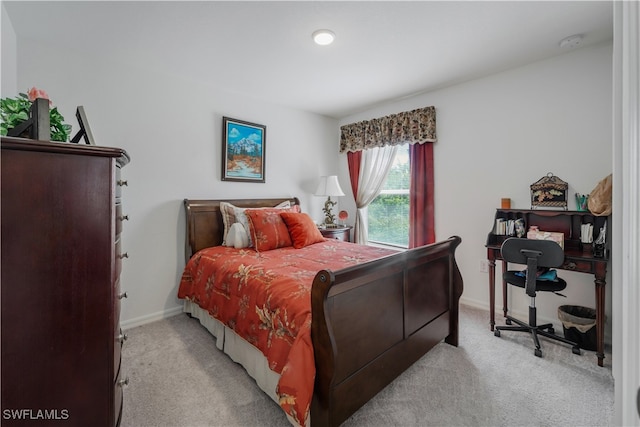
310,236 -> 463,427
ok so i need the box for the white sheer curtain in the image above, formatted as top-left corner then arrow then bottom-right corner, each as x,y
353,145 -> 398,244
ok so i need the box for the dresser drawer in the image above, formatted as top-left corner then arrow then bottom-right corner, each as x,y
115,166 -> 127,199
116,203 -> 123,236
114,369 -> 124,426
115,238 -> 123,277
114,329 -> 123,381
561,259 -> 593,273
114,276 -> 122,377
114,343 -> 121,379
319,226 -> 352,242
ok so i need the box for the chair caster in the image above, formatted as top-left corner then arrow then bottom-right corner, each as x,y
505,319 -> 512,325
534,348 -> 542,357
572,346 -> 581,355
494,330 -> 501,337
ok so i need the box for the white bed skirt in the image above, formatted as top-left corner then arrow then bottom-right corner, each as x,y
183,299 -> 311,427
183,300 -> 281,401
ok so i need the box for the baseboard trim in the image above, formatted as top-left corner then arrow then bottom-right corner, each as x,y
459,296 -> 487,311
121,305 -> 184,330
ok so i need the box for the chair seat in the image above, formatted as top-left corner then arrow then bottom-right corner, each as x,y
504,271 -> 567,292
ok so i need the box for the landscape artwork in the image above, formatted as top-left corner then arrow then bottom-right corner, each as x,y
222,117 -> 266,183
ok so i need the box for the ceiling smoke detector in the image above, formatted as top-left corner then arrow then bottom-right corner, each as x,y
559,34 -> 583,49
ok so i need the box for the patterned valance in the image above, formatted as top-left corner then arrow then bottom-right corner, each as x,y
339,106 -> 436,153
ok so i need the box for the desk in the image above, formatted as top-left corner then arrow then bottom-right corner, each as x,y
486,209 -> 609,367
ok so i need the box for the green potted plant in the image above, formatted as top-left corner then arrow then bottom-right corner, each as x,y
1,87 -> 72,142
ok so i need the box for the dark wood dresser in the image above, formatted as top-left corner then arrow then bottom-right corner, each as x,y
1,136 -> 130,426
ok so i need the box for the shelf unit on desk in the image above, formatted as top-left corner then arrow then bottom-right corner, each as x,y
485,208 -> 610,366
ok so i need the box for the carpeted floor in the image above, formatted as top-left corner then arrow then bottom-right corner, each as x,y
121,304 -> 614,427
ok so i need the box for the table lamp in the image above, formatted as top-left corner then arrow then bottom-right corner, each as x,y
314,175 -> 345,227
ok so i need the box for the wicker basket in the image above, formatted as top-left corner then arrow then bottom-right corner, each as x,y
530,172 -> 568,210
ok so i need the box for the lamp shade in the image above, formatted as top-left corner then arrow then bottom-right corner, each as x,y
314,175 -> 345,197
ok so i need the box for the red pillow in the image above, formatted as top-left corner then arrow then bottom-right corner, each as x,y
246,208 -> 293,251
280,212 -> 326,249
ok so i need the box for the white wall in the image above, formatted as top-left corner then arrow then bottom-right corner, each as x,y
1,3 -> 17,96
6,11 -> 615,339
12,38 -> 339,327
339,42 -> 614,339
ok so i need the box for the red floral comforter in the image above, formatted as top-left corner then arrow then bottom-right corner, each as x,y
177,240 -> 395,426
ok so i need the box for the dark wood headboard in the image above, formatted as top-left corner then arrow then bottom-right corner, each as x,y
183,197 -> 301,263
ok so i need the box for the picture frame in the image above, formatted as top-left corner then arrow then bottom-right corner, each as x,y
221,116 -> 266,183
70,106 -> 96,145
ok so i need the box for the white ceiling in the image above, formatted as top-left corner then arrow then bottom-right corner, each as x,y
3,1 -> 613,119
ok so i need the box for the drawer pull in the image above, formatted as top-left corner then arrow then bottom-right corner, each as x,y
118,215 -> 129,221
565,262 -> 577,270
117,180 -> 128,187
118,333 -> 128,344
119,253 -> 129,259
118,377 -> 129,387
118,291 -> 128,300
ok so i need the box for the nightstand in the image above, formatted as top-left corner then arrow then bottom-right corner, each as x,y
319,226 -> 352,242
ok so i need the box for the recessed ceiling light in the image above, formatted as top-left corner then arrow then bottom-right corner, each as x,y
312,29 -> 335,46
559,34 -> 583,49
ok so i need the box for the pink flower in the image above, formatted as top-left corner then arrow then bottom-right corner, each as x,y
27,87 -> 53,106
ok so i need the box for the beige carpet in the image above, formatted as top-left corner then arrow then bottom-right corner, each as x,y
121,304 -> 614,427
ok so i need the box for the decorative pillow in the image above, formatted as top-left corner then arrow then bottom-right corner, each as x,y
228,222 -> 249,249
220,202 -> 238,246
246,209 -> 293,252
237,204 -> 300,248
232,207 -> 253,246
221,200 -> 293,246
280,212 -> 326,249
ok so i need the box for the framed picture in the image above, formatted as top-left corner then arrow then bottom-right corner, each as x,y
70,106 -> 96,145
221,117 -> 266,183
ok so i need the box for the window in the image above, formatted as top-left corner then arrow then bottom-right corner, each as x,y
367,144 -> 409,247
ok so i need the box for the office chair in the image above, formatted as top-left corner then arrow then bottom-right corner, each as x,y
494,237 -> 581,357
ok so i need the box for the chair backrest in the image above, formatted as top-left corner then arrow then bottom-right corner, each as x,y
501,238 -> 565,297
501,238 -> 565,268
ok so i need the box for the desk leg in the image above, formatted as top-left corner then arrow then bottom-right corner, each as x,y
595,267 -> 607,367
489,259 -> 495,331
502,261 -> 508,318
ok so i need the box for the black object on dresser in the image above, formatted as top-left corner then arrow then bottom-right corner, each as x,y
1,137 -> 130,426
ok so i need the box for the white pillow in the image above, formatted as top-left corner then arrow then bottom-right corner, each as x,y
231,223 -> 249,248
221,200 -> 292,246
220,202 -> 237,246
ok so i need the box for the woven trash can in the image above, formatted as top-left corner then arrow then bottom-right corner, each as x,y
558,305 -> 597,351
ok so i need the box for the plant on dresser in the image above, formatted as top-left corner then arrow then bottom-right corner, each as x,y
1,136 -> 130,426
0,87 -> 72,141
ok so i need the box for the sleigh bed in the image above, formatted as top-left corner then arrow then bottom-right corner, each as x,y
178,197 -> 463,427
